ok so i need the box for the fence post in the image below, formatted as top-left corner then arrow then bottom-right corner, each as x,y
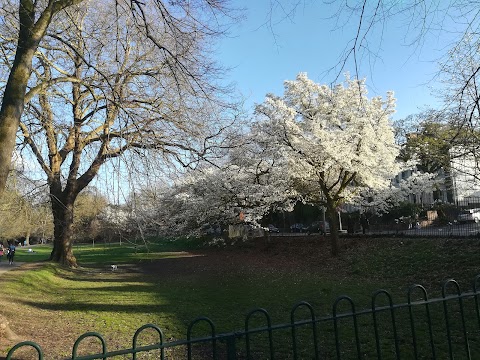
71,332 -> 107,360
473,275 -> 480,331
132,323 -> 164,360
408,284 -> 436,359
6,341 -> 43,360
333,296 -> 361,359
442,279 -> 471,360
187,317 -> 217,360
291,301 -> 319,360
245,308 -> 274,360
226,334 -> 237,360
372,289 -> 400,360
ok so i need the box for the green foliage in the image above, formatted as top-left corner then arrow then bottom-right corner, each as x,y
0,187 -> 51,241
430,202 -> 459,224
400,120 -> 454,173
399,116 -> 458,173
380,201 -> 423,222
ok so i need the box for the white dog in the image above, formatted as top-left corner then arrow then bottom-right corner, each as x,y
110,264 -> 118,271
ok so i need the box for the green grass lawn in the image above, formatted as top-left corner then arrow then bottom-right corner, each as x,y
2,237 -> 480,359
11,237 -> 202,264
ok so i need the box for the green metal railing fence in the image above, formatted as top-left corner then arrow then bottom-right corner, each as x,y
7,275 -> 480,359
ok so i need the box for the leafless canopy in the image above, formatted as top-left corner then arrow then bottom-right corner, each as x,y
0,0 -> 242,266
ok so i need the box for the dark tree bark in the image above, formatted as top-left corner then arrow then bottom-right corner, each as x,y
0,2 -> 44,193
325,199 -> 340,257
0,0 -> 85,195
50,191 -> 77,266
317,170 -> 357,257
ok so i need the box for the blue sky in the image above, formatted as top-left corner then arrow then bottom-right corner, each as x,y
216,1 -> 455,121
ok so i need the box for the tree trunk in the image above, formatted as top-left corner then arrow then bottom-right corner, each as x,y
0,0 -> 54,193
25,228 -> 30,246
0,48 -> 36,193
0,1 -> 67,193
50,195 -> 78,267
326,201 -> 340,256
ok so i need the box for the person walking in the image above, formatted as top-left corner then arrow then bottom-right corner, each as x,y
6,242 -> 15,265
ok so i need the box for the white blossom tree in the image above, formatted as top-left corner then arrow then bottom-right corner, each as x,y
254,73 -> 399,255
355,171 -> 437,214
149,134 -> 296,237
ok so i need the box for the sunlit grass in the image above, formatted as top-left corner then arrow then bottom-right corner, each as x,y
10,245 -> 52,262
12,236 -> 203,264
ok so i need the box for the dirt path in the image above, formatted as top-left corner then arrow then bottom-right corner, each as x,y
0,261 -> 23,275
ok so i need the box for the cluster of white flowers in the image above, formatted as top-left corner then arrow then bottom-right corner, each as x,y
254,73 -> 400,209
354,172 -> 437,214
136,73 -> 435,237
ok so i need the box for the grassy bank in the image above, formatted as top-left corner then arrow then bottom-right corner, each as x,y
1,237 -> 480,359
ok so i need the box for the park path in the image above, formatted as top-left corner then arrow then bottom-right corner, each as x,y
0,261 -> 23,275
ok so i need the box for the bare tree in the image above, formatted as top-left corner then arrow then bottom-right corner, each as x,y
0,172 -> 52,243
0,0 -> 237,198
13,4 -> 239,266
73,189 -> 107,242
325,1 -> 479,81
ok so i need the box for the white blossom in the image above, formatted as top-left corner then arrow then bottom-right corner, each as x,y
254,73 -> 399,206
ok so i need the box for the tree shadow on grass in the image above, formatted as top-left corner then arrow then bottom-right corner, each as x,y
19,299 -> 167,314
